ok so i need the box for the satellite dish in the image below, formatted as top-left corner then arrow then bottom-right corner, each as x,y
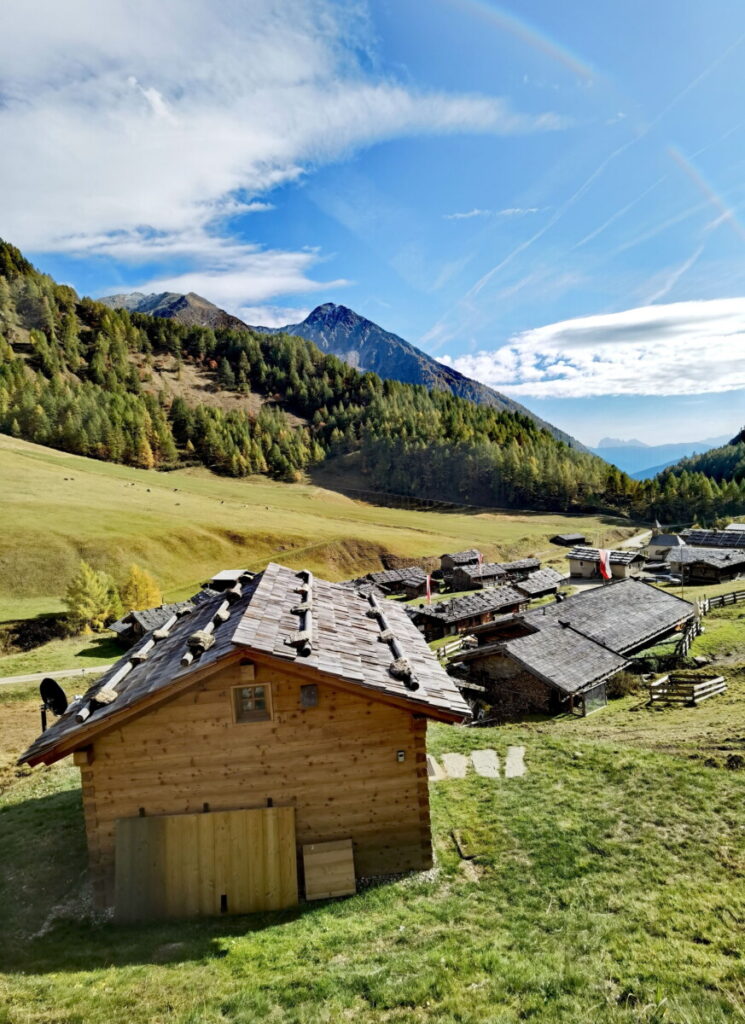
40,677 -> 68,716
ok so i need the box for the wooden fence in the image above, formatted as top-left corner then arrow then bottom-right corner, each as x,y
698,588 -> 745,615
649,673 -> 727,706
436,637 -> 465,662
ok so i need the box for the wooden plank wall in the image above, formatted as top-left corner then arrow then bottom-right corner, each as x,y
81,659 -> 432,906
114,806 -> 297,921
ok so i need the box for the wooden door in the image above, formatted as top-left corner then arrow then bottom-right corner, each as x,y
114,806 -> 298,921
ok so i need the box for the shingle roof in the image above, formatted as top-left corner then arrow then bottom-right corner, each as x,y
366,566 -> 427,588
455,562 -> 507,580
648,534 -> 686,547
499,623 -> 628,694
680,529 -> 745,550
442,549 -> 481,564
515,567 -> 565,597
458,578 -> 693,694
499,558 -> 541,574
666,546 -> 745,569
551,533 -> 586,543
521,577 -> 693,654
567,547 -> 645,566
21,564 -> 468,766
409,586 -> 525,625
109,594 -> 214,636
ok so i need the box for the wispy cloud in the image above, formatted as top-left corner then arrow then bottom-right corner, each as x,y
443,207 -> 541,219
0,0 -> 564,307
440,298 -> 745,398
236,305 -> 310,328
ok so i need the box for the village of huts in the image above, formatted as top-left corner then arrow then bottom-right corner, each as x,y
21,534 -> 710,922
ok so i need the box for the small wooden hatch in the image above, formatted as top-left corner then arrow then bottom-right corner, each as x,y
303,838 -> 356,900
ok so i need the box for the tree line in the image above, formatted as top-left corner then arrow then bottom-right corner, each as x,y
2,238 -> 745,523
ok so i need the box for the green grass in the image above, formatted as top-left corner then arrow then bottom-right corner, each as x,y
0,600 -> 743,1023
0,433 -> 634,620
0,633 -> 120,679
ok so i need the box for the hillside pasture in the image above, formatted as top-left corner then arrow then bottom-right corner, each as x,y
0,433 -> 631,613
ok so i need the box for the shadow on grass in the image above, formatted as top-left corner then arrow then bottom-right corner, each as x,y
0,787 -> 356,976
74,635 -> 122,661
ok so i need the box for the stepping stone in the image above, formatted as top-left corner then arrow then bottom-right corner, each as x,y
441,753 -> 469,779
505,746 -> 526,778
470,749 -> 500,778
426,754 -> 446,781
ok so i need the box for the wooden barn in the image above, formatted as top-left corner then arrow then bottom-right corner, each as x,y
567,546 -> 645,579
451,561 -> 507,591
453,579 -> 694,719
20,563 -> 468,920
666,545 -> 745,583
497,557 -> 541,581
440,549 -> 481,575
407,586 -> 527,642
515,567 -> 566,599
363,566 -> 439,600
550,532 -> 587,547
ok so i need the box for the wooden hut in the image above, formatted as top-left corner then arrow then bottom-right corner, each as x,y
666,546 -> 745,583
550,533 -> 587,547
497,557 -> 541,581
363,566 -> 439,600
407,586 -> 527,642
454,579 -> 694,719
567,547 -> 645,579
451,562 -> 507,591
20,563 -> 468,920
440,549 -> 481,575
515,567 -> 565,599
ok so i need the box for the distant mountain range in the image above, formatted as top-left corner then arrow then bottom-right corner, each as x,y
100,292 -> 585,450
591,436 -> 732,478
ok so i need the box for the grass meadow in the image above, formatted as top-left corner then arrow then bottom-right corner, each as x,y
0,599 -> 743,1023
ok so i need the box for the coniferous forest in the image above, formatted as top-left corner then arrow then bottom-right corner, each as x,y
1,239 -> 744,523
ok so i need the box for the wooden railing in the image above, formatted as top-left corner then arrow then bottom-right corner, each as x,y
675,618 -> 702,657
649,673 -> 727,705
436,637 -> 466,662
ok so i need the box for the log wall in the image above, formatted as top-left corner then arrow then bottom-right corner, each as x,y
79,658 -> 432,907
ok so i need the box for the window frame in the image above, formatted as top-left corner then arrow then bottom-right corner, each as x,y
231,682 -> 272,724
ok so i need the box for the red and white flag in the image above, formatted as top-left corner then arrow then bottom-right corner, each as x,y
598,549 -> 612,581
425,574 -> 432,605
477,551 -> 483,564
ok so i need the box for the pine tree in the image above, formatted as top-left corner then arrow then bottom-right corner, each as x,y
120,564 -> 162,612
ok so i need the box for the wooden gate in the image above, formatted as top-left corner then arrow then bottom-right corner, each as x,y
114,806 -> 298,921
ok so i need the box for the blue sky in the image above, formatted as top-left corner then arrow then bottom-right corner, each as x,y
2,0 -> 745,445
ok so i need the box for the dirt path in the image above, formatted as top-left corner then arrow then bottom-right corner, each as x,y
0,665 -> 111,687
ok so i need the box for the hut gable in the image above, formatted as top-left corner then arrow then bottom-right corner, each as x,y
440,549 -> 481,573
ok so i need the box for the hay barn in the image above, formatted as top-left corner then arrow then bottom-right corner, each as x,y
20,563 -> 468,921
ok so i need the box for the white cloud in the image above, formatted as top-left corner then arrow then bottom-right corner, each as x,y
443,207 -> 540,219
440,298 -> 745,397
0,0 -> 563,304
237,306 -> 311,329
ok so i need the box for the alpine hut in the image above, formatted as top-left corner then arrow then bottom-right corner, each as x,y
440,549 -> 481,576
666,545 -> 745,583
19,564 -> 468,920
515,567 -> 566,599
407,586 -> 527,642
567,547 -> 645,579
454,579 -> 694,718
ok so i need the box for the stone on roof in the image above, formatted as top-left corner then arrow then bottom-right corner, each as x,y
456,562 -> 507,580
22,564 -> 468,767
366,566 -> 427,587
